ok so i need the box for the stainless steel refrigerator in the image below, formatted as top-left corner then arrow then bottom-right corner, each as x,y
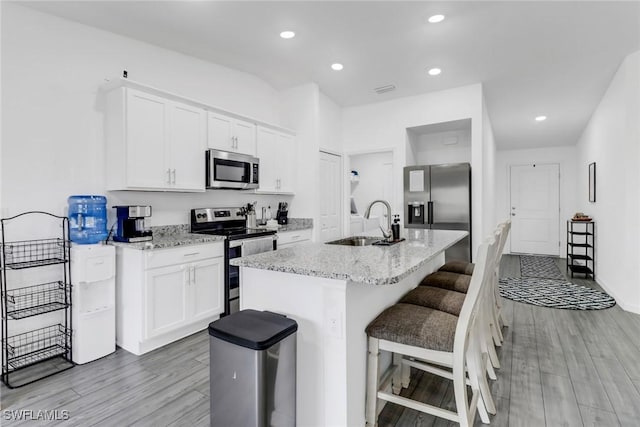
404,163 -> 472,262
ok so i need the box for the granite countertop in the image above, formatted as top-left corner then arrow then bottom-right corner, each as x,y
253,218 -> 313,233
230,229 -> 467,285
108,225 -> 225,250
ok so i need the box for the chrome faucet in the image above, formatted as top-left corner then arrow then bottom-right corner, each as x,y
364,200 -> 392,240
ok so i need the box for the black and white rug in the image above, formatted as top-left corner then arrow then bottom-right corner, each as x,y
499,277 -> 616,310
520,255 -> 564,279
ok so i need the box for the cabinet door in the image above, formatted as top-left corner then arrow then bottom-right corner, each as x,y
277,133 -> 295,193
207,112 -> 234,151
144,264 -> 188,339
190,257 -> 224,321
233,119 -> 257,156
125,89 -> 169,189
256,127 -> 279,192
170,102 -> 206,191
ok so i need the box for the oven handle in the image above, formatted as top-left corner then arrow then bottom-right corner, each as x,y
228,234 -> 277,249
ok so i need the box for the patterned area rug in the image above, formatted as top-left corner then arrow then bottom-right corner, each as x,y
520,255 -> 564,279
499,277 -> 616,310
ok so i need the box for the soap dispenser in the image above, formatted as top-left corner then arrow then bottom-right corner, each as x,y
391,215 -> 401,241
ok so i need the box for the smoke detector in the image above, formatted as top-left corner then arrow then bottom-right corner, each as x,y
374,84 -> 396,94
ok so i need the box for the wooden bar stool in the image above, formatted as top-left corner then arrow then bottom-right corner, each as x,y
364,237 -> 498,427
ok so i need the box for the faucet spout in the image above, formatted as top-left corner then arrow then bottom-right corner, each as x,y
364,200 -> 393,239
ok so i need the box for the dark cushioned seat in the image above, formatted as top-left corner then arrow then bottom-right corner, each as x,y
438,260 -> 475,276
399,286 -> 465,316
365,303 -> 458,352
419,271 -> 471,293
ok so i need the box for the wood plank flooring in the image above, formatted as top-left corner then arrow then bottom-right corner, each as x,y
1,255 -> 640,426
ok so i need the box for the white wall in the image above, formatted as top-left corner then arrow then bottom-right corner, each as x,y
575,50 -> 640,313
482,97 -> 496,238
1,3 -> 294,229
412,129 -> 471,165
318,90 -> 342,153
495,146 -> 578,255
342,84 -> 485,255
279,83 -> 321,231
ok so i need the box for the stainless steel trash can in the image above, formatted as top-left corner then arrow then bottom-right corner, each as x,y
209,309 -> 297,427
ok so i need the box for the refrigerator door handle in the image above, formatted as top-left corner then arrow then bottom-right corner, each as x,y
427,201 -> 434,225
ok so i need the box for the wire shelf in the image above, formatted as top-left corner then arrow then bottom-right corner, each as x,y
2,238 -> 70,269
5,281 -> 70,319
3,324 -> 71,372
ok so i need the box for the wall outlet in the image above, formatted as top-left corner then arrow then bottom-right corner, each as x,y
326,307 -> 343,339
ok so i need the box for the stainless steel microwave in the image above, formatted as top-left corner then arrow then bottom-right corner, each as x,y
206,149 -> 259,190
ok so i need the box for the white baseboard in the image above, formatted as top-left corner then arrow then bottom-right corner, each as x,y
596,276 -> 640,314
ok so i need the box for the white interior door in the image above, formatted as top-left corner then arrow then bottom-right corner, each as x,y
510,164 -> 560,255
319,151 -> 342,242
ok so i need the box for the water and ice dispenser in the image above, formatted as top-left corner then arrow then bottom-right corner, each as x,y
408,201 -> 425,225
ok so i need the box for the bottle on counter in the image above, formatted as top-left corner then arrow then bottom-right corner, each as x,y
266,206 -> 272,221
391,214 -> 401,241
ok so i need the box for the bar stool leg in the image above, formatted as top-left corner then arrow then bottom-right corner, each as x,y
366,337 -> 380,427
392,352 -> 403,394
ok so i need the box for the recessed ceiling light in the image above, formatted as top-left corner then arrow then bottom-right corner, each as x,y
535,115 -> 547,122
428,68 -> 442,76
280,31 -> 295,39
428,14 -> 445,23
331,63 -> 344,71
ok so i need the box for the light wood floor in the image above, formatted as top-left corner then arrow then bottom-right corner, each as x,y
2,255 -> 640,426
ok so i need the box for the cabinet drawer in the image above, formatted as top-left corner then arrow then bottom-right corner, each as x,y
145,243 -> 223,269
278,229 -> 312,246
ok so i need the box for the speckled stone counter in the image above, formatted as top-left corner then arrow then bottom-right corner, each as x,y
254,218 -> 313,233
231,229 -> 467,285
108,224 -> 224,250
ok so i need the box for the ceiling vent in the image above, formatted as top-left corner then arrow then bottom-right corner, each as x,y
374,84 -> 396,94
441,136 -> 459,145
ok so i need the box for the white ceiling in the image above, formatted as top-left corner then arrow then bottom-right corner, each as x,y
20,1 -> 640,150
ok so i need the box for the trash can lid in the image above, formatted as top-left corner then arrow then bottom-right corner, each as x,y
208,309 -> 298,350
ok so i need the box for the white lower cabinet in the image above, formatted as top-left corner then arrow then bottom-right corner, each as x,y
116,242 -> 224,355
277,229 -> 313,249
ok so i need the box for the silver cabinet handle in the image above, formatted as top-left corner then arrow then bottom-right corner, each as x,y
184,252 -> 199,257
511,213 -> 516,216
172,169 -> 176,184
166,168 -> 171,183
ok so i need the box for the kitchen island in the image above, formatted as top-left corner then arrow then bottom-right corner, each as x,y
231,229 -> 467,427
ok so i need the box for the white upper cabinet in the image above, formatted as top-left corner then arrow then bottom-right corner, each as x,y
105,87 -> 206,192
170,102 -> 207,191
207,112 -> 256,156
256,126 -> 295,194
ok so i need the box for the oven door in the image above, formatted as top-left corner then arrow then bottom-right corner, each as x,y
226,235 -> 276,315
206,149 -> 259,190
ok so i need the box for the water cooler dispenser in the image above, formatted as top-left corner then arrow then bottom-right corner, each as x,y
71,244 -> 116,364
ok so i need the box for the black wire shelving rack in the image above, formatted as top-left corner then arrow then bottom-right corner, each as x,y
1,211 -> 74,388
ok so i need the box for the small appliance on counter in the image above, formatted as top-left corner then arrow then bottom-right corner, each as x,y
113,205 -> 153,242
276,202 -> 289,225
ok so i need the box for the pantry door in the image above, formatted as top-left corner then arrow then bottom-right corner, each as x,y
509,164 -> 560,255
319,151 -> 342,242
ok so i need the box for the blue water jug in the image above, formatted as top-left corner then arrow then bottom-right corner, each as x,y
68,195 -> 108,244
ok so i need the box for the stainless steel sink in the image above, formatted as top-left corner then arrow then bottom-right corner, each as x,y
326,236 -> 381,246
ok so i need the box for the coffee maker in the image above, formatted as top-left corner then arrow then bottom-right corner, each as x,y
113,205 -> 153,242
276,202 -> 288,225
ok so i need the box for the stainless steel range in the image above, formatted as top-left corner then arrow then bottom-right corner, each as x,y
190,207 -> 277,315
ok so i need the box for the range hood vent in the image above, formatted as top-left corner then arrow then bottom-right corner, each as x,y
374,84 -> 396,94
